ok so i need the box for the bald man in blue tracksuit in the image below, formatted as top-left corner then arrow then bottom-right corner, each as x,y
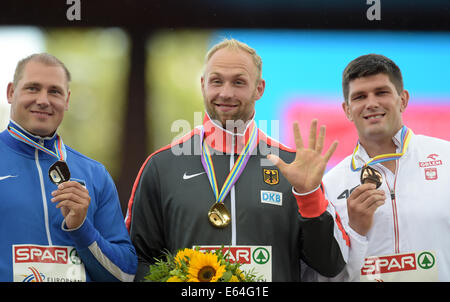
0,53 -> 136,282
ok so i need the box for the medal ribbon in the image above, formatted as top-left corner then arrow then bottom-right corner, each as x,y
350,126 -> 412,172
200,122 -> 258,204
7,124 -> 66,161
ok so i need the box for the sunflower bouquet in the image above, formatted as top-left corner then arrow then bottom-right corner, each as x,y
145,247 -> 262,282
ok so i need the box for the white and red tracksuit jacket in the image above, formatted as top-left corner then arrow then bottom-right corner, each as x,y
302,127 -> 450,281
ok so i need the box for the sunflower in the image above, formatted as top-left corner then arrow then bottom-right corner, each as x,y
187,252 -> 226,282
174,248 -> 199,266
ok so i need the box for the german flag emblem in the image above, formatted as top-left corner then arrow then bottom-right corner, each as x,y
263,169 -> 279,185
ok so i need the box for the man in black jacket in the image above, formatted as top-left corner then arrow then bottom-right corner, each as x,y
126,38 -> 348,281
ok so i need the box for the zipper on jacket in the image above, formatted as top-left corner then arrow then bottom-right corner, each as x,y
380,161 -> 400,254
35,140 -> 53,246
390,189 -> 400,254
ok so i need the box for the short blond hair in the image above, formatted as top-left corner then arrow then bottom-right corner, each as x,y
13,53 -> 71,88
204,38 -> 263,81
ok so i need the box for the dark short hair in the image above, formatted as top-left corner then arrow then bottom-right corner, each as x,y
13,53 -> 71,88
342,54 -> 403,103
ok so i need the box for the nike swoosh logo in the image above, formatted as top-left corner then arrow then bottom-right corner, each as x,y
0,175 -> 18,181
183,171 -> 206,180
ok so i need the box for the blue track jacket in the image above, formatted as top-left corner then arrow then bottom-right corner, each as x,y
0,121 -> 137,282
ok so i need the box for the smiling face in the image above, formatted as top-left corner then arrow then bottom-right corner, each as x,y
7,60 -> 70,137
201,47 -> 265,128
342,73 -> 409,145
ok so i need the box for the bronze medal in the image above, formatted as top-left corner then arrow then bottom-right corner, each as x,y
208,203 -> 231,228
49,160 -> 71,185
360,165 -> 382,189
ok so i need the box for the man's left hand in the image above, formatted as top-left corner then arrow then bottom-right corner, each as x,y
268,119 -> 338,194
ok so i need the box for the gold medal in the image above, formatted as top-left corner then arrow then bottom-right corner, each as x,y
360,165 -> 382,189
201,123 -> 258,230
208,203 -> 231,228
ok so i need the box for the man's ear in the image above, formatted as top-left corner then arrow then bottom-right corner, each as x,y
399,89 -> 409,113
342,101 -> 353,121
64,90 -> 71,111
6,82 -> 15,104
200,76 -> 206,98
254,78 -> 266,101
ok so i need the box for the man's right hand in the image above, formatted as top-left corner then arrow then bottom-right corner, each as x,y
347,183 -> 386,236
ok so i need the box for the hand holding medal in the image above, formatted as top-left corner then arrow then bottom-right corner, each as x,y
46,145 -> 90,230
46,150 -> 90,230
44,138 -> 90,230
347,162 -> 386,237
346,182 -> 386,236
51,181 -> 91,229
346,127 -> 413,236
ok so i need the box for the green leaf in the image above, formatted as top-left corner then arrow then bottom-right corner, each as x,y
221,270 -> 232,282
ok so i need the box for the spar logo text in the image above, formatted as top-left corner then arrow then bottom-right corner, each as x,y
198,247 -> 251,264
361,253 -> 416,275
14,246 -> 68,264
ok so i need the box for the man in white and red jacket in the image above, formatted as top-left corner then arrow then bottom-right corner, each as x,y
288,54 -> 450,281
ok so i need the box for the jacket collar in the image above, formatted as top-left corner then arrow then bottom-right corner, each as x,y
354,126 -> 413,166
202,112 -> 257,154
1,120 -> 59,158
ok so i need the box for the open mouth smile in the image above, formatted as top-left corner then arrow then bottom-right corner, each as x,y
364,113 -> 385,120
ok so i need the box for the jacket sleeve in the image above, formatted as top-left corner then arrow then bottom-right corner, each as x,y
300,186 -> 370,282
293,184 -> 350,278
126,155 -> 167,281
302,227 -> 368,281
64,166 -> 138,281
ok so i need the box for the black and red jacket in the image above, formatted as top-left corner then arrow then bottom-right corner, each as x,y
126,114 -> 348,281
